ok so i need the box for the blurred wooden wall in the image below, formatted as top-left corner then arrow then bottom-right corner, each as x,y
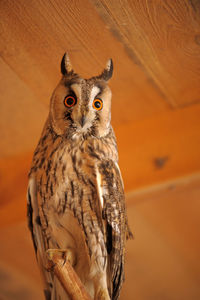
0,1 -> 200,299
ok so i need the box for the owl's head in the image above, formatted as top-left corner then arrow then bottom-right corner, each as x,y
49,53 -> 113,139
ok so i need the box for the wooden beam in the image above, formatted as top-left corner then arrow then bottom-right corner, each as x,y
121,173 -> 200,299
0,0 -> 168,129
0,58 -> 47,157
115,103 -> 200,191
0,153 -> 32,227
92,0 -> 200,107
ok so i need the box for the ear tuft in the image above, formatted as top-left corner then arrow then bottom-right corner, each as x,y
106,59 -> 113,74
61,53 -> 73,75
98,58 -> 113,81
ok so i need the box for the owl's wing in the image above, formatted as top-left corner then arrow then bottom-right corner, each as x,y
27,177 -> 52,299
96,160 -> 132,300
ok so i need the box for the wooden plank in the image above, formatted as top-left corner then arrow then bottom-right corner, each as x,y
0,0 -> 169,128
0,224 -> 43,299
92,0 -> 200,107
0,261 -> 43,300
126,172 -> 200,201
0,58 -> 47,157
121,178 -> 200,299
0,153 -> 32,227
115,103 -> 200,191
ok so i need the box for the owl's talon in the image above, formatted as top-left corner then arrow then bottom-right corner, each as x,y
46,248 -> 76,267
95,288 -> 110,300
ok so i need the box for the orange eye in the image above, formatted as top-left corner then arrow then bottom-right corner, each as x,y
93,98 -> 103,111
64,95 -> 76,108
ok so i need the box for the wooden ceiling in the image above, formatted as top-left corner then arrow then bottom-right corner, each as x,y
1,2 -> 200,299
0,0 -> 200,206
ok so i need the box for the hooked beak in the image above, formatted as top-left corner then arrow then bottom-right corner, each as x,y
79,115 -> 87,127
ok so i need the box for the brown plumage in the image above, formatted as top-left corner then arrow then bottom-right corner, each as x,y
27,53 -> 132,300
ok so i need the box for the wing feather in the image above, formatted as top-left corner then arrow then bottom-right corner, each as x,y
96,160 -> 132,300
27,177 -> 53,299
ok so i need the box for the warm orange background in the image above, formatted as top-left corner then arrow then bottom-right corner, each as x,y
0,1 -> 200,299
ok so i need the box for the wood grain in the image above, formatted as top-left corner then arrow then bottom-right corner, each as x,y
0,58 -> 47,157
47,251 -> 92,300
0,224 -> 43,299
121,177 -> 200,300
0,0 -> 168,134
116,103 -> 200,190
92,0 -> 200,107
0,153 -> 32,227
0,2 -> 200,299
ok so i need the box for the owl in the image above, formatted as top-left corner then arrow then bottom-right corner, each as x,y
27,53 -> 132,300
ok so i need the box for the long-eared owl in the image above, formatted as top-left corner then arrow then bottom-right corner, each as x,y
27,53 -> 132,300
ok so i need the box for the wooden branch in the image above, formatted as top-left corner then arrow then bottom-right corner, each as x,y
46,250 -> 92,300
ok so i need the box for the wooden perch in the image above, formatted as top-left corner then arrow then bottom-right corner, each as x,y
47,250 -> 92,300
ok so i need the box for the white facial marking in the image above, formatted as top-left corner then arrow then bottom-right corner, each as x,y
90,86 -> 100,103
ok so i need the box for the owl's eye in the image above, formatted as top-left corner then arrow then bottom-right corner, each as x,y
93,98 -> 103,111
64,95 -> 77,108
